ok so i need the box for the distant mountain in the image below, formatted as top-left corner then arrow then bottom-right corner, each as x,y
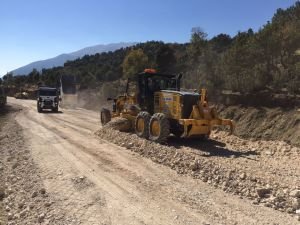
11,42 -> 136,76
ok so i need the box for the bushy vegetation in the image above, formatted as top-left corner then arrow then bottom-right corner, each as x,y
2,2 -> 300,95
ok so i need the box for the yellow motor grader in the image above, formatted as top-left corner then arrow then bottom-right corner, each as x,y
100,69 -> 234,142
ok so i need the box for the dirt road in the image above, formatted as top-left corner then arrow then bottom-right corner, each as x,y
6,97 -> 299,224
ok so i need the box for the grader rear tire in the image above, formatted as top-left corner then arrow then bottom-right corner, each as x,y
100,108 -> 111,126
149,113 -> 170,143
135,111 -> 151,138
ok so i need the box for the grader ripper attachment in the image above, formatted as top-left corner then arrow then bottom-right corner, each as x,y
100,69 -> 234,143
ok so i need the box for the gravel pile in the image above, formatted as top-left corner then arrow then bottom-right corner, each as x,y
96,126 -> 300,219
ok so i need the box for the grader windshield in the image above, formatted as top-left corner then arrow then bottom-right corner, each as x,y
147,76 -> 177,92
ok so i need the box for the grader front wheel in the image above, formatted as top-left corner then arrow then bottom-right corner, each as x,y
135,111 -> 151,138
149,113 -> 170,143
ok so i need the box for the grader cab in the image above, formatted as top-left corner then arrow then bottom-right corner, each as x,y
100,69 -> 234,143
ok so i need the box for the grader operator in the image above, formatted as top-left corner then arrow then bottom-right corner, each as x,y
100,69 -> 234,143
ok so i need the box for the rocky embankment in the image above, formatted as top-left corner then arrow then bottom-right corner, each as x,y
218,105 -> 300,147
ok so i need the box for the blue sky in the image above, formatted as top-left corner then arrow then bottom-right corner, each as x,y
0,0 -> 297,76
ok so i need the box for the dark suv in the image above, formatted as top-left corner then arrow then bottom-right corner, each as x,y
37,87 -> 59,112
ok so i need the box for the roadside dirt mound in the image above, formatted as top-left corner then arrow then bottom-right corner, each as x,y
96,127 -> 300,220
218,105 -> 300,146
0,107 -> 73,224
5,85 -> 37,100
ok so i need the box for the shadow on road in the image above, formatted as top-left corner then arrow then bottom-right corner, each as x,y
0,105 -> 22,131
166,136 -> 258,159
0,104 -> 21,115
39,110 -> 63,114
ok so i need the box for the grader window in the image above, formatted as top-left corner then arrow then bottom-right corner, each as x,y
136,73 -> 178,113
147,77 -> 177,92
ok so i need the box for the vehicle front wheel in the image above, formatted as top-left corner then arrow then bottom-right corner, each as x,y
52,106 -> 58,113
100,108 -> 111,126
37,102 -> 42,113
135,111 -> 151,138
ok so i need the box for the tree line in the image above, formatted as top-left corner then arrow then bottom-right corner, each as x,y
1,2 -> 299,95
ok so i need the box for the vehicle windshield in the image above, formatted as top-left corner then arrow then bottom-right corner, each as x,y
39,90 -> 57,96
148,76 -> 177,92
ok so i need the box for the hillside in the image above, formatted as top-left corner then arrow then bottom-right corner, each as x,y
3,2 -> 299,97
11,42 -> 136,76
